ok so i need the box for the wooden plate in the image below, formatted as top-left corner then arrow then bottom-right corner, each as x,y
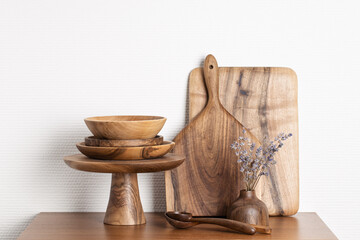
85,135 -> 164,147
76,141 -> 175,160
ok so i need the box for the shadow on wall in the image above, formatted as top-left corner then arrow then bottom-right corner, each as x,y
6,216 -> 36,240
150,172 -> 167,212
13,122 -> 110,239
38,123 -> 109,212
150,66 -> 196,212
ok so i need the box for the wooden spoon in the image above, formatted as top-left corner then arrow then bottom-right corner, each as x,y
165,213 -> 199,229
165,211 -> 257,235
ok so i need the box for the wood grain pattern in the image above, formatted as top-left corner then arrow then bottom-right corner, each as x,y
76,141 -> 174,160
104,173 -> 145,225
64,153 -> 185,173
165,55 -> 261,216
186,67 -> 299,216
17,212 -> 339,240
85,135 -> 163,147
227,190 -> 269,226
84,115 -> 166,140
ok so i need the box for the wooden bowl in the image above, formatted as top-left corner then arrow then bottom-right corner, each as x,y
76,141 -> 175,160
84,115 -> 166,140
85,135 -> 164,147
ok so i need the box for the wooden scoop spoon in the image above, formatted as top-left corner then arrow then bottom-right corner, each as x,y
165,211 -> 257,235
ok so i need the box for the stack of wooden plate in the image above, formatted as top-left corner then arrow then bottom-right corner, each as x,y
76,115 -> 175,160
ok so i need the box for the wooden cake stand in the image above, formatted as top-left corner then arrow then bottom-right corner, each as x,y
64,153 -> 185,226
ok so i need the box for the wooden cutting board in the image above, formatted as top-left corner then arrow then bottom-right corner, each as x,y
165,55 -> 261,217
165,66 -> 299,216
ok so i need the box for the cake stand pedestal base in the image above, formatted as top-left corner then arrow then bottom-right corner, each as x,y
104,173 -> 145,225
63,153 -> 185,226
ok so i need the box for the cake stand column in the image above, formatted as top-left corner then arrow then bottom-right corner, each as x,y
104,173 -> 145,225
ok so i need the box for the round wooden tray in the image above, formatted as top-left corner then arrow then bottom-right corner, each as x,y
64,153 -> 184,173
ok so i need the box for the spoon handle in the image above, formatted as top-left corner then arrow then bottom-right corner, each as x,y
193,218 -> 256,235
250,224 -> 272,234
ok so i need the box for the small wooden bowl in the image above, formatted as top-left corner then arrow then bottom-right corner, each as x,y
85,135 -> 164,147
84,115 -> 166,140
76,141 -> 175,160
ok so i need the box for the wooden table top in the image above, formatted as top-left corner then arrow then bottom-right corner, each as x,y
18,212 -> 337,240
64,153 -> 185,173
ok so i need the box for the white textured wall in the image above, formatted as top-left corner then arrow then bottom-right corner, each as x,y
1,1 -> 359,239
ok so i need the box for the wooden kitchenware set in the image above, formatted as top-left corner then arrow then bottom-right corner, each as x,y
77,115 -> 175,160
64,116 -> 185,225
164,55 -> 298,234
166,55 -> 298,217
64,54 -> 299,234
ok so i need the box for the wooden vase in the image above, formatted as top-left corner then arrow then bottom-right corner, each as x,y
227,190 -> 270,226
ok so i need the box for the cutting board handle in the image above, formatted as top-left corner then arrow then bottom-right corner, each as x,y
204,54 -> 220,105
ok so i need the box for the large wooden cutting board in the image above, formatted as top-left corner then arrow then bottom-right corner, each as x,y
165,67 -> 299,216
165,55 -> 261,217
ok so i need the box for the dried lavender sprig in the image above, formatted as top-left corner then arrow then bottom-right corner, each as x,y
231,132 -> 292,191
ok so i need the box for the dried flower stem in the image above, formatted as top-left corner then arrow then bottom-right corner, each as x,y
231,131 -> 292,191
